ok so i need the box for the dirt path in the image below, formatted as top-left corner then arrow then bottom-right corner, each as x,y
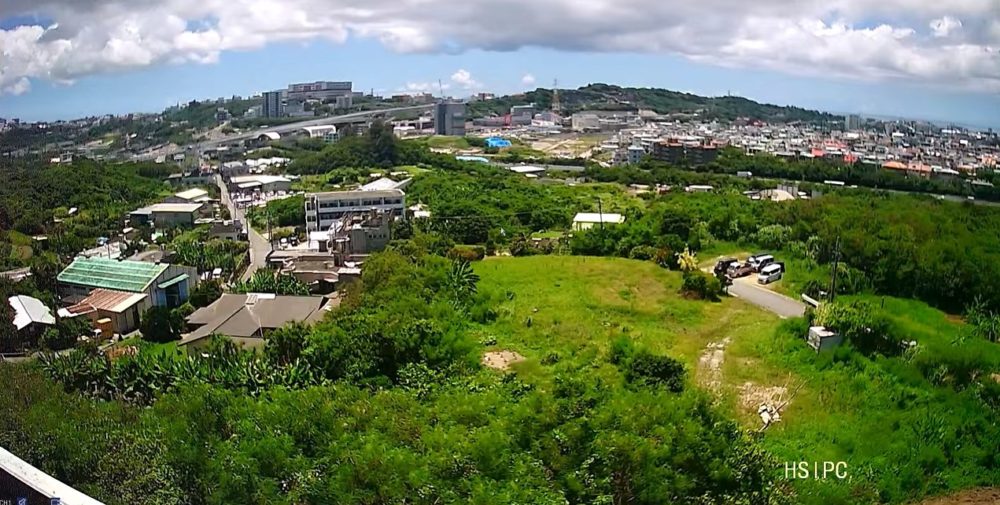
697,337 -> 730,389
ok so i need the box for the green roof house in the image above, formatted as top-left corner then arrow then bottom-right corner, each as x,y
58,257 -> 199,309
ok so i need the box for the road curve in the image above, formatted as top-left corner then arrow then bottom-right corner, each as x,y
727,277 -> 807,318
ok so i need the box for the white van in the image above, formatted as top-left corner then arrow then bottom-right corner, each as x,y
748,254 -> 774,272
757,263 -> 783,284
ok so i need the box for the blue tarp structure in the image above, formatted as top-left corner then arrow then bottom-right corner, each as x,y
485,137 -> 512,148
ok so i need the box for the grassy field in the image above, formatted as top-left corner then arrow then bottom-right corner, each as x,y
473,255 -> 781,393
472,256 -> 1000,504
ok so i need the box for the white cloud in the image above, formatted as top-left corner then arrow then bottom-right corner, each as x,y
2,77 -> 31,96
929,16 -> 962,38
0,0 -> 998,96
450,68 -> 481,89
521,73 -> 536,86
400,81 -> 449,95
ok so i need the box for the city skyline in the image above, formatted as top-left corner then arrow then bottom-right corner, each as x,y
1,1 -> 998,126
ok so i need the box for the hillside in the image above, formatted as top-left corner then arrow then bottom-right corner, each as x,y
469,83 -> 841,124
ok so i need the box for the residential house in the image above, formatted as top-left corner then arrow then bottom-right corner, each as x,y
179,293 -> 335,350
6,295 -> 55,350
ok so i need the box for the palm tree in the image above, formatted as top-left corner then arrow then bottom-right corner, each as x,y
677,247 -> 698,272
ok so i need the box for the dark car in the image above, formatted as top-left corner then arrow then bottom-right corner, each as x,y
713,258 -> 739,276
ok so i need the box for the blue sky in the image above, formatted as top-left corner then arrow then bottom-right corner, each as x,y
2,11 -> 999,128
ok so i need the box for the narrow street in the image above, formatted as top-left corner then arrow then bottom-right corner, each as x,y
216,175 -> 271,282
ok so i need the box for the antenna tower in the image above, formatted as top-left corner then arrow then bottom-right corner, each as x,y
552,78 -> 561,114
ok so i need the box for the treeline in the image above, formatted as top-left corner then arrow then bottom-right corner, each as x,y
571,191 -> 1000,313
0,158 -> 170,267
591,148 -> 1000,201
6,243 -> 787,504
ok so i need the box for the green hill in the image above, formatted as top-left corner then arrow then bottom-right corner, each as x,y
469,83 -> 840,124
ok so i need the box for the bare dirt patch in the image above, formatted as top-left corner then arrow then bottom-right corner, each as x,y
738,382 -> 789,411
697,337 -> 730,389
914,488 -> 1000,505
482,350 -> 526,370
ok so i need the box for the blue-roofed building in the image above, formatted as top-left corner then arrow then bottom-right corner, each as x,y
485,137 -> 512,149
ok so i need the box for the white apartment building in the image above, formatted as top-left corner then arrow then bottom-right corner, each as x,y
304,189 -> 406,232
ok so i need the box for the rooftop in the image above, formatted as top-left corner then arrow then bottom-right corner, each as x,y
573,212 -> 626,224
8,295 -> 55,330
58,257 -> 168,293
309,188 -> 405,199
230,175 -> 290,185
174,188 -> 209,201
132,203 -> 204,214
182,293 -> 333,344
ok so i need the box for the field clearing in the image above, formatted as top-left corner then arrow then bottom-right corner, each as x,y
473,255 -> 787,412
472,256 -> 1000,504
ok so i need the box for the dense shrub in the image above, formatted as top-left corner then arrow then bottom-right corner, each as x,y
624,350 -> 687,392
447,245 -> 486,262
681,271 -> 723,301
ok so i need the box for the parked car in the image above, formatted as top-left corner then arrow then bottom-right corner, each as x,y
727,261 -> 754,278
748,254 -> 775,272
757,263 -> 784,284
714,258 -> 739,277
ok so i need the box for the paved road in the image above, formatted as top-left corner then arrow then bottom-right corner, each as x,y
728,276 -> 807,318
216,175 -> 271,281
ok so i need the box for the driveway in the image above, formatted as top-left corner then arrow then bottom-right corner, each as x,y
727,276 -> 807,319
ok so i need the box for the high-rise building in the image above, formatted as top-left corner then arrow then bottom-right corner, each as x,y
262,91 -> 284,118
435,102 -> 467,136
845,114 -> 862,131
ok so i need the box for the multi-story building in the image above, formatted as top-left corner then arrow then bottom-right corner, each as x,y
262,91 -> 284,118
651,141 -> 720,166
286,81 -> 352,101
627,146 -> 646,164
304,189 -> 406,232
434,102 -> 467,136
845,114 -> 862,131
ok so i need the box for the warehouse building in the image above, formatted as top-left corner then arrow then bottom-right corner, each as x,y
57,257 -> 199,309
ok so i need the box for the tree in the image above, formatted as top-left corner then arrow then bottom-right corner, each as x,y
232,270 -> 310,296
367,120 -> 398,167
188,280 -> 223,308
140,306 -> 184,343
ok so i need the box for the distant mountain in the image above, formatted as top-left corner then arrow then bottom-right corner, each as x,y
469,83 -> 842,124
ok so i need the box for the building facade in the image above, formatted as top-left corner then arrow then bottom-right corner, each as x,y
286,81 -> 353,102
262,91 -> 284,118
304,189 -> 406,232
435,102 -> 467,136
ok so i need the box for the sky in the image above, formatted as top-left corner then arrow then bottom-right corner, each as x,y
0,0 -> 998,127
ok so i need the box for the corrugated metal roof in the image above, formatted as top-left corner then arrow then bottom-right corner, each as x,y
73,288 -> 146,313
157,273 -> 189,289
58,257 -> 167,293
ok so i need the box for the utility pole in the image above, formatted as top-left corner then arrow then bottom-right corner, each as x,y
596,197 -> 604,231
828,236 -> 842,303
